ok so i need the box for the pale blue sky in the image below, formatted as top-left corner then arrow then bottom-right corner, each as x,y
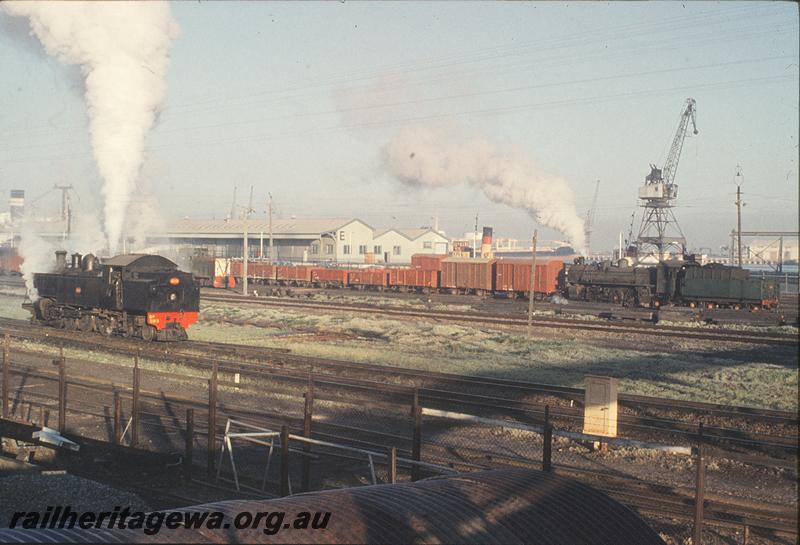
1,1 -> 797,251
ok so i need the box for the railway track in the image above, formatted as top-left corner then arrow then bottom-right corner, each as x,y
2,335 -> 795,540
1,317 -> 795,457
202,292 -> 799,347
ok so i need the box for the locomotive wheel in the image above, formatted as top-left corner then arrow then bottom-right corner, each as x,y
78,315 -> 93,332
98,318 -> 114,337
141,325 -> 156,342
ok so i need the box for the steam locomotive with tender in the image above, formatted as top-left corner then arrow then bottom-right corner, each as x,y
564,257 -> 780,309
28,251 -> 200,341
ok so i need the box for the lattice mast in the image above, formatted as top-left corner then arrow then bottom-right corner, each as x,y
635,98 -> 698,259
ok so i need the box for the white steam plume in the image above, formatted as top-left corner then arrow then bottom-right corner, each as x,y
383,125 -> 586,253
2,1 -> 179,253
19,227 -> 54,300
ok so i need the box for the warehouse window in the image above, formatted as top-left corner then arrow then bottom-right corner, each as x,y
358,245 -> 367,255
373,245 -> 382,255
310,243 -> 319,255
393,245 -> 401,256
325,244 -> 334,255
423,241 -> 432,249
343,244 -> 351,255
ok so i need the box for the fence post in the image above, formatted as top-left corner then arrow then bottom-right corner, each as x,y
2,334 -> 9,418
693,422 -> 706,545
113,391 -> 122,444
388,447 -> 397,484
207,362 -> 218,479
542,405 -> 553,472
56,348 -> 66,433
280,425 -> 290,496
131,352 -> 140,447
184,408 -> 194,482
411,389 -> 422,482
301,375 -> 314,492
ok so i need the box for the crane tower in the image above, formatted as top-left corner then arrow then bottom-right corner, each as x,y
635,98 -> 698,260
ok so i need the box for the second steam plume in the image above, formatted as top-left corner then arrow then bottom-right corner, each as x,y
383,125 -> 586,252
2,1 -> 179,253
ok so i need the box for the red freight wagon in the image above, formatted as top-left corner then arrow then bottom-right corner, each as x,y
348,269 -> 390,289
0,248 -> 22,275
248,261 -> 276,282
389,268 -> 439,291
440,257 -> 496,294
495,259 -> 564,297
277,265 -> 313,284
311,268 -> 349,287
410,253 -> 448,271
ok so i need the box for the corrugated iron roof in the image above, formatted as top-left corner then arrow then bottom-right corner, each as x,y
0,469 -> 664,544
161,218 -> 362,236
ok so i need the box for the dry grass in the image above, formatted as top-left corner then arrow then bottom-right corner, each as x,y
197,302 -> 799,411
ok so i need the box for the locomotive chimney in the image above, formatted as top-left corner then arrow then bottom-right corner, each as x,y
481,227 -> 493,258
55,250 -> 67,270
71,252 -> 82,269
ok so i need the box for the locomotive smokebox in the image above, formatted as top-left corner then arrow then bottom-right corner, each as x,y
70,252 -> 82,269
481,226 -> 493,258
55,250 -> 67,270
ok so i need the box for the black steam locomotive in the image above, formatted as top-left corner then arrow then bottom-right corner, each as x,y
27,251 -> 200,341
564,257 -> 780,309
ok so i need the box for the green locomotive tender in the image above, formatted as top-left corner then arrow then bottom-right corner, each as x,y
565,258 -> 779,309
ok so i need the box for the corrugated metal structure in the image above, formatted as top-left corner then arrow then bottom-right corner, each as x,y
441,257 -> 496,292
348,269 -> 390,288
0,469 -> 664,544
411,253 -> 448,271
389,268 -> 439,290
277,265 -> 313,284
312,268 -> 349,287
495,259 -> 564,295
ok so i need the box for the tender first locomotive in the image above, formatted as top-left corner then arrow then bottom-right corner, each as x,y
564,257 -> 780,309
28,251 -> 200,341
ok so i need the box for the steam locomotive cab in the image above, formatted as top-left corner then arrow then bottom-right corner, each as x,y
31,252 -> 200,341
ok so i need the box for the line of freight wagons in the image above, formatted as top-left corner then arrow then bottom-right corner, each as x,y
190,254 -> 564,298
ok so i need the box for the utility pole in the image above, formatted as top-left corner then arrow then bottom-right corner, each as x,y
54,185 -> 73,238
242,186 -> 254,296
268,193 -> 274,265
242,221 -> 249,296
734,165 -> 744,268
527,230 -> 538,336
473,213 -> 478,258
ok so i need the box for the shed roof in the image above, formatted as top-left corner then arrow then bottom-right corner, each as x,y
0,469 -> 665,544
161,218 -> 364,237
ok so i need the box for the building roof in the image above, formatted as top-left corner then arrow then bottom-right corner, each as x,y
157,218 -> 365,239
374,228 -> 448,241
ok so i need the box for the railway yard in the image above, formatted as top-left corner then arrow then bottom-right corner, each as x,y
1,3 -> 798,544
0,279 -> 797,544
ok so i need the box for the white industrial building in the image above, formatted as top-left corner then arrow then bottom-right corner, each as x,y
147,217 -> 449,265
372,228 -> 449,264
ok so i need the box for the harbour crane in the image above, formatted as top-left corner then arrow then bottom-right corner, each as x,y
634,98 -> 698,259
